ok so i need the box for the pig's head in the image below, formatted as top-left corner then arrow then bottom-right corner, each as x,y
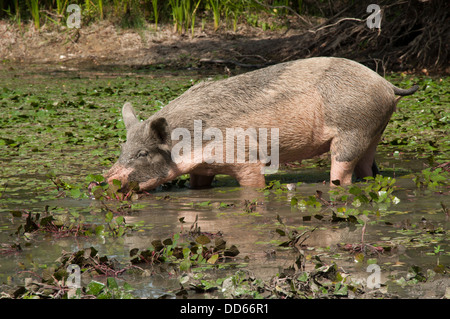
105,102 -> 178,192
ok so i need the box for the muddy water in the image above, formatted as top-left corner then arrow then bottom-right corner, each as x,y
0,65 -> 448,299
1,162 -> 448,298
129,175 -> 448,298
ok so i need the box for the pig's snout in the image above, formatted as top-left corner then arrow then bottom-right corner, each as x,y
104,163 -> 136,191
104,163 -> 168,192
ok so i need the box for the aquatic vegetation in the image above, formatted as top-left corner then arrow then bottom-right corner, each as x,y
275,214 -> 316,249
176,256 -> 371,299
130,219 -> 240,271
87,175 -> 140,201
5,246 -> 136,299
11,209 -> 93,239
2,215 -> 241,299
328,175 -> 401,207
7,202 -> 144,249
383,75 -> 449,161
413,167 -> 449,189
283,175 -> 402,227
0,68 -> 448,299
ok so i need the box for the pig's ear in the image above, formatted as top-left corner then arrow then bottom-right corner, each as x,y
149,117 -> 171,146
122,102 -> 139,130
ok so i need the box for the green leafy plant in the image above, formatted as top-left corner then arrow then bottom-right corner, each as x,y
432,245 -> 444,270
328,175 -> 400,207
151,0 -> 158,29
413,167 -> 449,189
28,0 -> 40,29
103,211 -> 127,237
276,214 -> 316,249
85,277 -> 134,299
209,0 -> 220,31
87,174 -> 139,201
130,217 -> 239,271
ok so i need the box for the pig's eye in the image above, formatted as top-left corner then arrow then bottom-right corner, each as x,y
137,150 -> 148,158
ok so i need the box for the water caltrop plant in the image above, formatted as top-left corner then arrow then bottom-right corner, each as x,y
0,59 -> 447,299
413,167 -> 449,189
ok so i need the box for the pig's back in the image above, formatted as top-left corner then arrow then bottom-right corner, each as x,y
157,57 -> 395,132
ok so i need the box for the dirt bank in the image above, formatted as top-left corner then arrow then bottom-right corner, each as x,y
0,20 -> 303,69
0,10 -> 448,75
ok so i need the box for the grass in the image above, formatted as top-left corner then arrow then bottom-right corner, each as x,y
0,0 -> 305,31
168,0 -> 204,35
151,0 -> 158,29
209,0 -> 220,31
28,0 -> 40,30
383,74 -> 449,161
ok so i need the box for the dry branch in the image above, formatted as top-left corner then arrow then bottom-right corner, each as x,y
275,0 -> 449,72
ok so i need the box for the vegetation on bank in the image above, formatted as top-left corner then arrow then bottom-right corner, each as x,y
1,1 -> 447,72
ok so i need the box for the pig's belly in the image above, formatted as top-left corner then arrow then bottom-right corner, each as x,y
275,122 -> 335,163
278,138 -> 332,163
189,130 -> 333,177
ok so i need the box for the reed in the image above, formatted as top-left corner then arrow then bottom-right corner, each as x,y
209,0 -> 220,31
120,0 -> 145,29
14,0 -> 20,24
182,0 -> 190,33
55,0 -> 65,15
151,0 -> 158,29
112,0 -> 124,16
223,0 -> 245,32
98,0 -> 103,20
190,0 -> 201,37
168,0 -> 199,35
28,0 -> 40,29
169,0 -> 183,34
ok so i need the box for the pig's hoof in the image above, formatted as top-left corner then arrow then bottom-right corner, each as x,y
331,179 -> 341,186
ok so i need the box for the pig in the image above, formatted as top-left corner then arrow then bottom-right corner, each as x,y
105,57 -> 418,191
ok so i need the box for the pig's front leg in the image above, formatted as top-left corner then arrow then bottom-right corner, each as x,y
233,164 -> 266,188
329,133 -> 382,186
330,156 -> 356,186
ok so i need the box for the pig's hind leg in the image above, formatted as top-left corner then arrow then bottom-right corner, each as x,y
234,163 -> 266,188
329,134 -> 372,186
354,135 -> 382,180
330,134 -> 382,185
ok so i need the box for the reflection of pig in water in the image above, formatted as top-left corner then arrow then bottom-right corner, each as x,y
105,57 -> 418,191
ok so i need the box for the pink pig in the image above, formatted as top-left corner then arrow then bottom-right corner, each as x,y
105,57 -> 418,191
